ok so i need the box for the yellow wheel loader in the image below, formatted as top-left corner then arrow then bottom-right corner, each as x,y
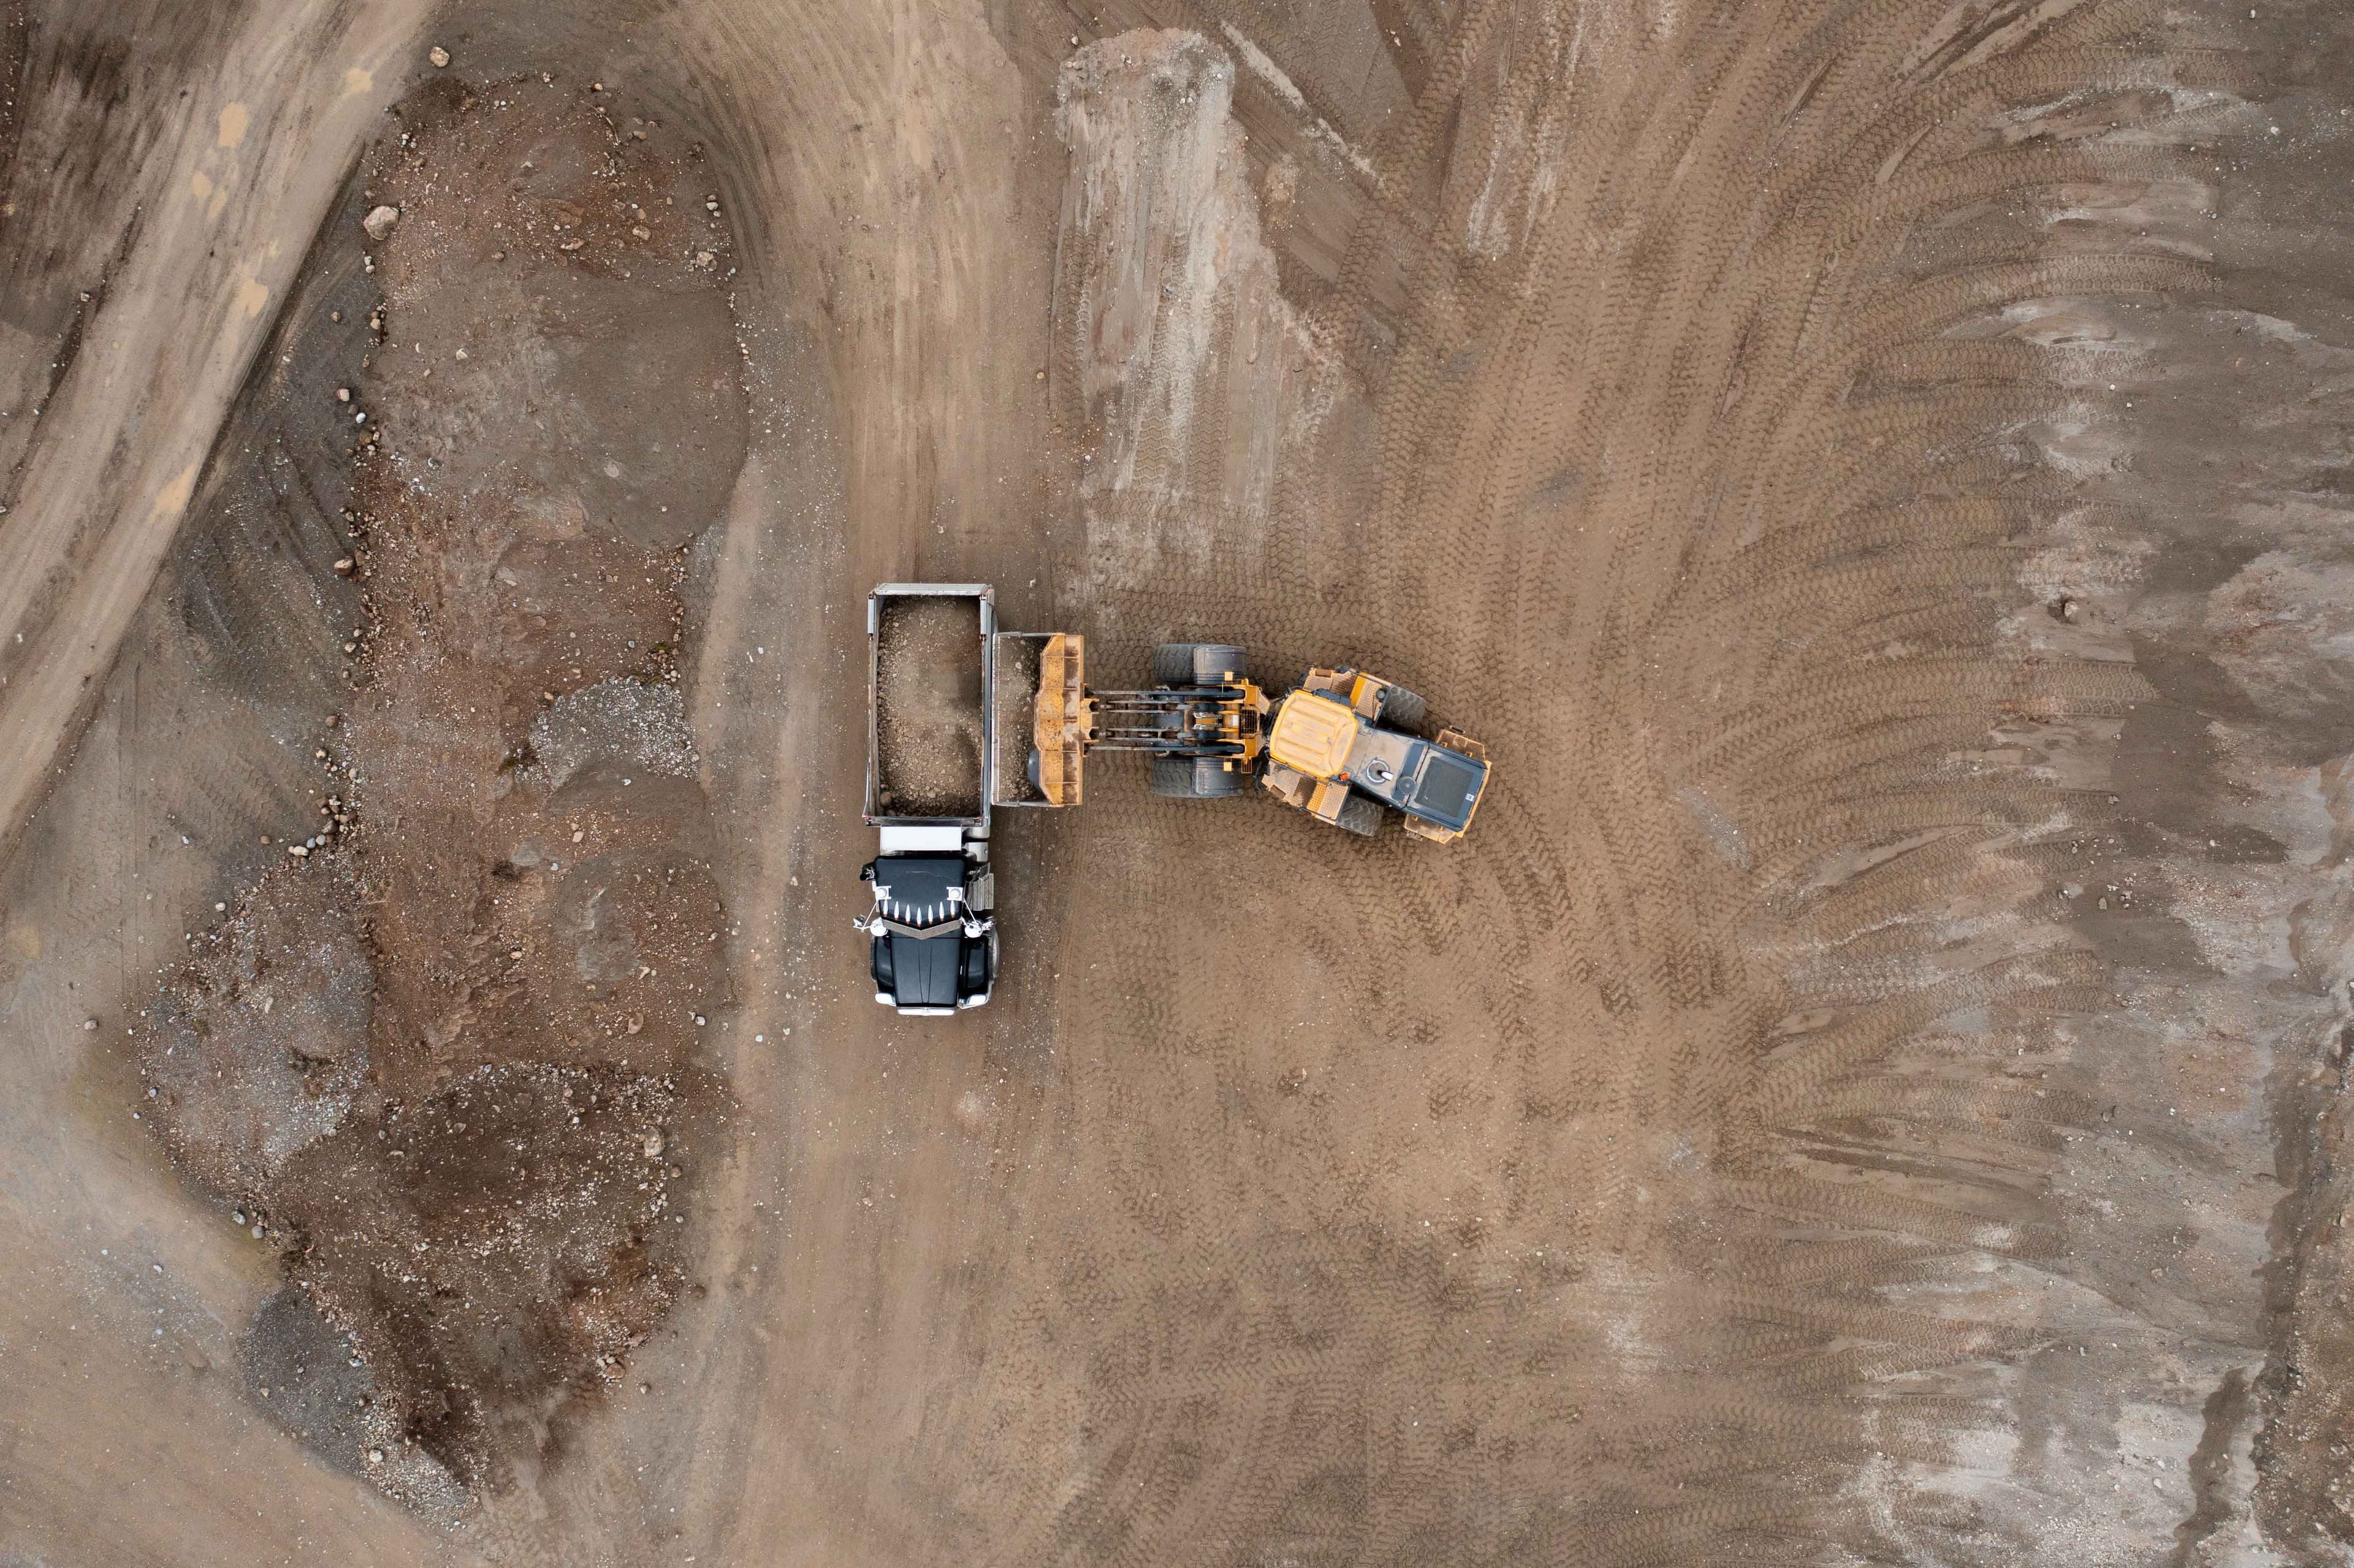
1015,630 -> 1490,843
1258,667 -> 1491,842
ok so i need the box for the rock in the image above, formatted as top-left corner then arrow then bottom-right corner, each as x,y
83,1018 -> 98,1031
642,1130 -> 666,1159
288,844 -> 310,858
427,45 -> 449,67
333,557 -> 355,574
336,387 -> 351,403
361,205 -> 400,242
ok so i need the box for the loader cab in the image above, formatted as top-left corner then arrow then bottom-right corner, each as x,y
1264,684 -> 1491,840
856,829 -> 995,1015
1362,733 -> 1487,834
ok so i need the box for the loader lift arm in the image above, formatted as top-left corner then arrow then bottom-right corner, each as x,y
1080,687 -> 1265,755
1020,634 -> 1268,805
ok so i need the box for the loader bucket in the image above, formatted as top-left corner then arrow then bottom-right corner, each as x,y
991,631 -> 1089,809
1032,633 -> 1091,807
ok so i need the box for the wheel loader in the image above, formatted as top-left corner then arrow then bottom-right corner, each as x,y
1253,664 -> 1491,843
1028,635 -> 1491,843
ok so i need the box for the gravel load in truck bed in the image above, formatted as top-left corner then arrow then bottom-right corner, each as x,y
874,595 -> 985,818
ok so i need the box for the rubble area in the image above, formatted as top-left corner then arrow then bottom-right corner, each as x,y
137,72 -> 745,1494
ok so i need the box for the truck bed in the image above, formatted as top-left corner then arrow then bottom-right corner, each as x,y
872,592 -> 986,821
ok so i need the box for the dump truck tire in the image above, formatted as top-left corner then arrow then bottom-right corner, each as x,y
1379,684 -> 1427,733
1152,642 -> 1249,686
1335,792 -> 1386,836
1150,755 -> 1243,799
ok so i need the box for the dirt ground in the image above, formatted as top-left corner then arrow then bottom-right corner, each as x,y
9,0 -> 2354,1564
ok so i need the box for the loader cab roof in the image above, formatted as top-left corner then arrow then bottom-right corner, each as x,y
1333,726 -> 1488,829
1268,690 -> 1360,779
1404,747 -> 1486,832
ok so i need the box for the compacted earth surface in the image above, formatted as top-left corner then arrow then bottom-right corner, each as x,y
10,1 -> 2354,1565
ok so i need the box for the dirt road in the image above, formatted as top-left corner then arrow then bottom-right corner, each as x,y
0,0 -> 432,854
7,0 -> 2354,1562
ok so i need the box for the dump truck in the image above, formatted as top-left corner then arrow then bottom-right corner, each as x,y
858,584 -> 1004,1015
856,584 -> 1113,1014
859,583 -> 1489,1013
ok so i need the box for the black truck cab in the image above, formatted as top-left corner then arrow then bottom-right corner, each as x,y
856,829 -> 995,1014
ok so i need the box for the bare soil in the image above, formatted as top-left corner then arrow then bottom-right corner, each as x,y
144,855 -> 374,1195
9,1 -> 2354,1564
273,1059 -> 693,1493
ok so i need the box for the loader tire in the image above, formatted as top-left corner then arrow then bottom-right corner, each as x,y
1335,792 -> 1386,837
1151,755 -> 1243,799
1152,642 -> 1249,686
1379,684 -> 1427,733
1194,758 -> 1245,798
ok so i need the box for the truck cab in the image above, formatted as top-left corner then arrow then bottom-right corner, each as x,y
856,826 -> 994,1014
